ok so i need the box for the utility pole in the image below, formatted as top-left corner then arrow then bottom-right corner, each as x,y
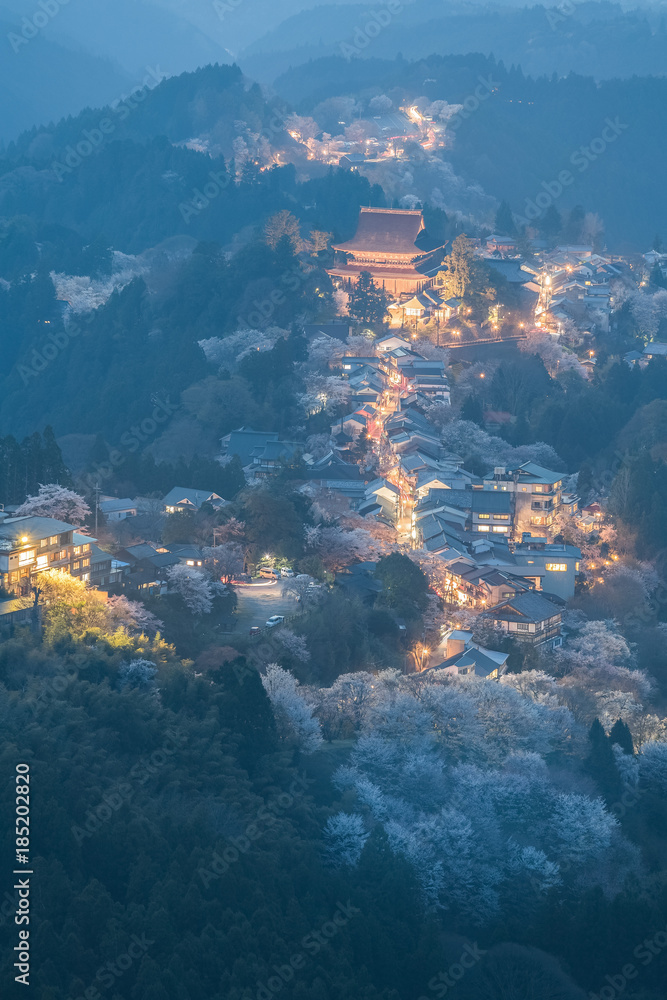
94,481 -> 100,535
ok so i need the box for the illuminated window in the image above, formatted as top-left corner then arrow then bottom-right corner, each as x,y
36,555 -> 48,569
477,525 -> 490,532
478,513 -> 490,519
186,560 -> 195,566
82,558 -> 90,567
534,485 -> 543,493
493,514 -> 509,520
546,563 -> 567,572
49,536 -> 58,545
40,538 -> 48,549
19,550 -> 35,566
492,526 -> 508,533
83,544 -> 90,552
74,546 -> 82,555
575,562 -> 580,571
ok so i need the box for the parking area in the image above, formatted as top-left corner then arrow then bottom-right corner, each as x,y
232,580 -> 301,631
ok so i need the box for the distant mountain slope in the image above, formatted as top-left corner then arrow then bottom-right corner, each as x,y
239,0 -> 667,84
0,20 -> 129,143
0,0 -> 236,141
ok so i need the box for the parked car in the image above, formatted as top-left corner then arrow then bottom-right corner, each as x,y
258,567 -> 280,579
280,567 -> 294,578
249,626 -> 262,635
265,615 -> 285,627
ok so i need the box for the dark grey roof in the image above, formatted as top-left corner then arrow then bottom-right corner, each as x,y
490,591 -> 561,622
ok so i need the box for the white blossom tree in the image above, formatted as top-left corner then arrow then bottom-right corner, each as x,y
202,542 -> 245,582
15,484 -> 90,524
118,658 -> 158,691
261,663 -> 323,753
309,669 -> 640,917
106,596 -> 164,637
199,327 -> 286,372
638,740 -> 667,794
277,628 -> 311,662
166,564 -> 214,615
324,813 -> 369,867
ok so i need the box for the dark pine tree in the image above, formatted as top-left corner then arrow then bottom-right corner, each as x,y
494,200 -> 516,235
586,718 -> 621,800
610,719 -> 634,755
461,394 -> 485,425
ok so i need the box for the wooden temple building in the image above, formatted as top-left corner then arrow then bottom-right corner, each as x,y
327,207 -> 447,296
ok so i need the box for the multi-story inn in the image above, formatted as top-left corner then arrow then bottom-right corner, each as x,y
0,515 -> 92,594
482,462 -> 565,537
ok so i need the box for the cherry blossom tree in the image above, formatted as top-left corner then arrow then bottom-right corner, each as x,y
199,327 -> 287,373
15,484 -> 91,524
277,628 -> 310,663
106,596 -> 164,637
261,663 -> 323,753
166,564 -> 214,615
118,658 -> 158,691
314,670 -> 640,919
638,740 -> 667,794
324,813 -> 370,867
202,542 -> 245,582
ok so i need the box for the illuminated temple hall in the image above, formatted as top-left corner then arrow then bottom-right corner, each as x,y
327,207 -> 447,295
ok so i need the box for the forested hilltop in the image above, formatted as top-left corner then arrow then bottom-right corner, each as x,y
239,0 -> 667,84
275,53 -> 667,249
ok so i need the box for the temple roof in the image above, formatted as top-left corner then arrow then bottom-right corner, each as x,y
333,207 -> 426,255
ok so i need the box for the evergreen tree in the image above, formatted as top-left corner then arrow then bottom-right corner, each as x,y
610,719 -> 634,755
540,205 -> 563,240
494,200 -> 516,235
462,394 -> 485,425
347,271 -> 388,326
564,205 -> 586,244
438,234 -> 476,298
586,718 -> 621,799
